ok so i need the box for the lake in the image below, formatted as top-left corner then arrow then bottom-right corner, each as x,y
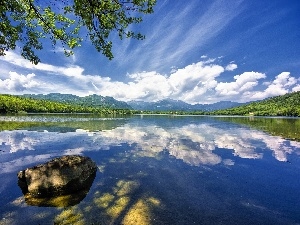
0,114 -> 300,225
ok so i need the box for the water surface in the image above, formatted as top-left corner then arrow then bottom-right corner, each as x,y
0,115 -> 300,225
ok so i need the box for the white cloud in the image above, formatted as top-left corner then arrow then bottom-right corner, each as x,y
292,85 -> 300,92
1,51 -> 84,78
100,60 -> 225,103
1,52 -> 299,103
215,72 -> 266,96
250,72 -> 297,100
225,63 -> 238,71
169,61 -> 222,91
274,72 -> 297,87
99,71 -> 171,102
168,61 -> 223,103
0,72 -> 40,92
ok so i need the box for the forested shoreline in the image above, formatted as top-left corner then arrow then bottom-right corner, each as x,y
0,95 -> 134,115
210,91 -> 300,117
0,91 -> 299,116
139,91 -> 300,117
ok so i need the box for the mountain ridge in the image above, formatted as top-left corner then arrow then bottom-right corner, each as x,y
21,93 -> 133,109
127,99 -> 245,111
21,93 -> 246,111
2,91 -> 299,116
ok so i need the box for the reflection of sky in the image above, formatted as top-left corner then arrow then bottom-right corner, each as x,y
1,120 -> 300,175
100,123 -> 300,164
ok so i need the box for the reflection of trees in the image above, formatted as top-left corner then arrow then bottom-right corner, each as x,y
215,117 -> 300,141
0,116 -> 127,132
0,116 -> 127,155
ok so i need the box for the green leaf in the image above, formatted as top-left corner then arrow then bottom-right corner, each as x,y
0,0 -> 156,63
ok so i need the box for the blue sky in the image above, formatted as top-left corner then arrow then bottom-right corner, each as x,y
0,0 -> 300,104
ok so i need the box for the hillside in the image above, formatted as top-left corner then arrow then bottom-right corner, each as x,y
211,91 -> 300,116
0,95 -> 133,114
1,92 -> 299,116
22,93 -> 132,109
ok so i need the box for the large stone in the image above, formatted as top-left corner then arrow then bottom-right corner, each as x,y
17,155 -> 97,199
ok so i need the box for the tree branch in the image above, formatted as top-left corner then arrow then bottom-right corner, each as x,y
27,0 -> 67,42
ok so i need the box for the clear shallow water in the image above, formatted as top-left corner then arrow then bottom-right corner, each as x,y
0,115 -> 300,225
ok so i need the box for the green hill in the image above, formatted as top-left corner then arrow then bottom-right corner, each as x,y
0,94 -> 133,114
1,92 -> 300,116
211,91 -> 300,116
21,93 -> 132,109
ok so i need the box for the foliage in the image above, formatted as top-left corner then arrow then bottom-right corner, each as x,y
22,93 -> 132,109
214,116 -> 300,141
131,92 -> 300,117
0,94 -> 133,114
210,91 -> 300,117
0,117 -> 126,133
0,0 -> 156,64
2,92 -> 300,117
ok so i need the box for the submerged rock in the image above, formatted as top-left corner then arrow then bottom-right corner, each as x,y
17,155 -> 97,204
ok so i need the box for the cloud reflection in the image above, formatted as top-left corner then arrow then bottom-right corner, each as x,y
94,123 -> 300,164
1,121 -> 300,174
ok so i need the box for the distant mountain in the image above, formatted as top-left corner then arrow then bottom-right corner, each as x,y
17,91 -> 300,116
21,93 -> 133,109
195,101 -> 246,111
127,99 -> 191,111
127,99 -> 244,112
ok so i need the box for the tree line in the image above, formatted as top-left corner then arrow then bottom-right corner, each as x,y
209,91 -> 300,117
0,94 -> 133,115
1,91 -> 300,116
133,91 -> 300,117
